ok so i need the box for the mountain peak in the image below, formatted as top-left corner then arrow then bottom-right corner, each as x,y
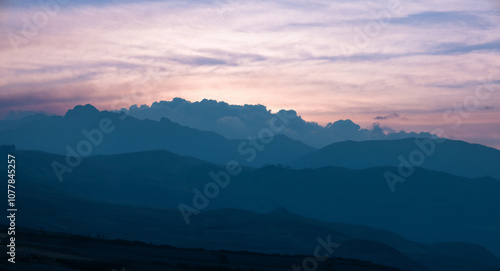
65,104 -> 100,118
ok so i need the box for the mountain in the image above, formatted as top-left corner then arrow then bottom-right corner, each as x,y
13,180 -> 500,271
0,112 -> 51,131
11,149 -> 500,259
0,104 -> 315,167
290,138 -> 500,180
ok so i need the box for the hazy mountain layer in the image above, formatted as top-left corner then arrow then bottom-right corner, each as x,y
290,138 -> 500,180
0,104 -> 315,167
14,179 -> 500,271
10,149 -> 500,261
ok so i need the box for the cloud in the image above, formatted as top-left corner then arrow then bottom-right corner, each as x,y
171,56 -> 233,66
374,113 -> 400,120
432,40 -> 500,55
390,11 -> 490,28
117,98 -> 434,148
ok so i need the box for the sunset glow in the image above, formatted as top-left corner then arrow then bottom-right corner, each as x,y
1,0 -> 499,148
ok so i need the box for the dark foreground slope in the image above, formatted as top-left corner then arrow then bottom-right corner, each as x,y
0,227 -> 409,271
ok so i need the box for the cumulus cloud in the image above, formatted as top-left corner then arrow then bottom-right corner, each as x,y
117,98 -> 434,148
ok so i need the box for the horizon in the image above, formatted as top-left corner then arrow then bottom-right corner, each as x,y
3,97 -> 500,150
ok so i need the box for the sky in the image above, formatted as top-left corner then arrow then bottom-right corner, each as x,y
0,0 -> 499,148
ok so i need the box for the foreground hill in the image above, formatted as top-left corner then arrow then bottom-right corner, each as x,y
4,226 -> 411,271
290,138 -> 500,180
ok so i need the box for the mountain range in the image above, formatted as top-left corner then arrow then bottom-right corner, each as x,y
1,104 -> 499,182
1,103 -> 500,271
9,148 -> 500,268
0,104 -> 314,167
11,156 -> 500,271
290,138 -> 500,181
3,98 -> 435,149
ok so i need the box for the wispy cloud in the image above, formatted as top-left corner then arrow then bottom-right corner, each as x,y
374,113 -> 402,120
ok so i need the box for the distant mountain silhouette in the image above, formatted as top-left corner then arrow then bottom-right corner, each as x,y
65,104 -> 101,118
13,149 -> 500,259
290,138 -> 500,180
0,104 -> 315,166
0,112 -> 51,131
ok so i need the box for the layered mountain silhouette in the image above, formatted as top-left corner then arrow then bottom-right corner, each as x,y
12,149 -> 500,261
3,99 -> 435,149
0,104 -> 314,166
2,102 -> 500,271
2,104 -> 499,179
13,161 -> 500,271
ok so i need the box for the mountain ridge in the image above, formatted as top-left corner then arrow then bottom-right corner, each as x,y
290,137 -> 500,180
0,105 -> 316,167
